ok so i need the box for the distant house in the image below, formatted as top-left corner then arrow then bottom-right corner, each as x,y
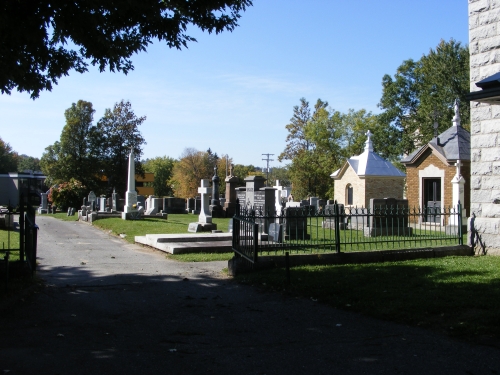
0,171 -> 47,207
135,173 -> 155,196
400,101 -> 470,224
331,131 -> 406,207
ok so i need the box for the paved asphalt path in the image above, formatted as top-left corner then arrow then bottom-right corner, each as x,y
1,215 -> 499,375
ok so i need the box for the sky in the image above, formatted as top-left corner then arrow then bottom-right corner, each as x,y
0,0 -> 469,169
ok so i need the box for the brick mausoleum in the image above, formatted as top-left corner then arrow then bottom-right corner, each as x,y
401,102 -> 471,225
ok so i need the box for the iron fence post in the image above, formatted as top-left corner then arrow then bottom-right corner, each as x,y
334,200 -> 341,253
458,200 -> 463,245
19,197 -> 25,262
253,223 -> 259,263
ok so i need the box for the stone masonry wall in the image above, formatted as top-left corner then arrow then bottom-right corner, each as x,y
364,177 -> 405,208
334,165 -> 365,207
469,0 -> 500,253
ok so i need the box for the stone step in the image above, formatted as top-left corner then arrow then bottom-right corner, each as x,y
134,233 -> 233,254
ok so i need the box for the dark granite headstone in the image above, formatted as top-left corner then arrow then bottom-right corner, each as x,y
268,223 -> 283,243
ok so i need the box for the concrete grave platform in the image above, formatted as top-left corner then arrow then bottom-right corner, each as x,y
135,232 -> 232,254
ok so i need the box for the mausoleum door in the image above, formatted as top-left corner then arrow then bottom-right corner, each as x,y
423,178 -> 441,223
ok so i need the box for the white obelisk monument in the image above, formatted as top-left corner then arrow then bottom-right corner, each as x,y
122,149 -> 138,219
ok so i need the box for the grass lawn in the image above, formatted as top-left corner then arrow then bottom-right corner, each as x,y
235,255 -> 500,346
0,228 -> 20,261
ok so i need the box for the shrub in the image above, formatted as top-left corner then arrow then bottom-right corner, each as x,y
48,179 -> 86,210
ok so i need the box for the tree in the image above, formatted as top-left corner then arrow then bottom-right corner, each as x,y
378,39 -> 469,156
143,156 -> 177,197
48,178 -> 86,210
1,0 -> 253,98
17,154 -> 41,173
281,98 -> 392,200
97,100 -> 147,194
0,137 -> 18,173
40,100 -> 101,190
278,98 -> 313,162
170,148 -> 222,198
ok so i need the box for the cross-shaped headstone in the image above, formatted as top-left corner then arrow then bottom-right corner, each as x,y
198,179 -> 212,224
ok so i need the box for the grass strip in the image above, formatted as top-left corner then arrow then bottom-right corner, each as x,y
235,255 -> 500,345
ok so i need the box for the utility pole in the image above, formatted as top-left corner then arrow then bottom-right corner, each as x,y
262,153 -> 274,186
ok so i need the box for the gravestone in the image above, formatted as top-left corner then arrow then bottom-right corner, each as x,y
163,197 -> 185,214
145,195 -> 159,215
364,197 -> 412,237
283,206 -> 312,240
235,187 -> 247,211
38,192 -> 48,214
243,175 -> 266,208
322,203 -> 347,230
112,190 -> 118,212
210,166 -> 224,217
98,197 -> 107,213
186,198 -> 195,213
223,164 -> 239,217
88,191 -> 97,211
310,197 -> 319,211
188,179 -> 217,232
268,223 -> 283,243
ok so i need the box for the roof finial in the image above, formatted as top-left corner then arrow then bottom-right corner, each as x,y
365,130 -> 373,152
452,99 -> 461,127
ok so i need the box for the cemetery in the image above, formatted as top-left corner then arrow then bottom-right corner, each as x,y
24,143 -> 468,261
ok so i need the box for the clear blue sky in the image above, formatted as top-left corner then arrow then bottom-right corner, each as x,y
0,0 -> 468,168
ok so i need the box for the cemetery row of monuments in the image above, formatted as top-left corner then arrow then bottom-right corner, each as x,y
35,149 -> 422,239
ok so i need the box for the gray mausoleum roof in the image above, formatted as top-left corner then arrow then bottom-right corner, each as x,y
401,101 -> 470,165
331,131 -> 406,179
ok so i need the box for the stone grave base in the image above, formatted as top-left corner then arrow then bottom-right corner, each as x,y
363,227 -> 413,237
188,222 -> 217,233
444,224 -> 467,235
121,211 -> 143,220
321,220 -> 348,230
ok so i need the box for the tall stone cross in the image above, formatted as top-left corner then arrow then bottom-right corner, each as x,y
198,179 -> 212,224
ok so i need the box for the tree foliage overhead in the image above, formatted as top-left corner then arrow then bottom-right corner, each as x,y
378,39 -> 470,156
1,0 -> 253,98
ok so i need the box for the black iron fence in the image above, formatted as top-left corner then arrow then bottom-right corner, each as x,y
1,196 -> 39,279
20,202 -> 39,274
232,200 -> 463,264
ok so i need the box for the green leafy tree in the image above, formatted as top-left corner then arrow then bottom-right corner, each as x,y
97,100 -> 147,194
40,100 -> 101,191
281,99 -> 392,199
232,164 -> 258,186
17,154 -> 41,172
0,137 -> 18,173
143,156 -> 177,197
1,0 -> 253,98
378,39 -> 469,156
